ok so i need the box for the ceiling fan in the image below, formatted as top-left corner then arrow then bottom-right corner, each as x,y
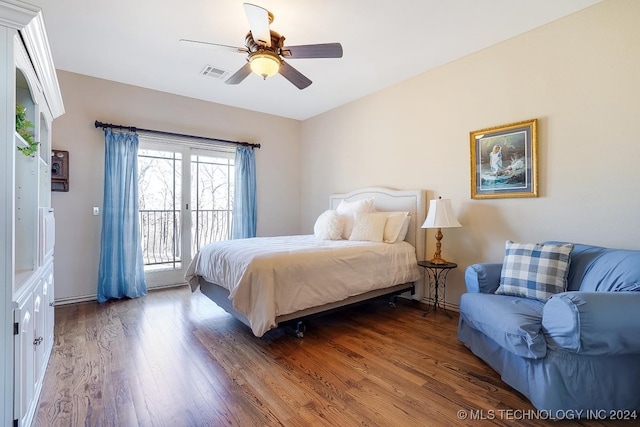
180,3 -> 343,90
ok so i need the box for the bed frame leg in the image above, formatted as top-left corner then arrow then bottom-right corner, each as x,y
388,295 -> 398,308
295,321 -> 306,338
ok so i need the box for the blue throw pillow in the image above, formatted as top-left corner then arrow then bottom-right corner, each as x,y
496,241 -> 574,302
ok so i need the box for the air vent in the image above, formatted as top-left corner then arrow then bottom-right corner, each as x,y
201,65 -> 230,80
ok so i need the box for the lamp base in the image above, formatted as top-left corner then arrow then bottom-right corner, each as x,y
429,256 -> 450,265
429,228 -> 449,265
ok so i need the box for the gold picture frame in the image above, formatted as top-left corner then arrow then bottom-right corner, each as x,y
470,118 -> 538,199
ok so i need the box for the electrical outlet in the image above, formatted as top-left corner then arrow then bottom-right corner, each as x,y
93,207 -> 100,216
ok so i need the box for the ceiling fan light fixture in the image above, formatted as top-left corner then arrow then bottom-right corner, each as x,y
249,52 -> 281,79
182,3 -> 342,89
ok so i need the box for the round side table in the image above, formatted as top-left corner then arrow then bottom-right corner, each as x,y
418,261 -> 457,318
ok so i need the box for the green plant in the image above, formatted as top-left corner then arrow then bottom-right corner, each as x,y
16,104 -> 39,156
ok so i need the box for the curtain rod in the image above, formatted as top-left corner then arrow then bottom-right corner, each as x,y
94,120 -> 260,149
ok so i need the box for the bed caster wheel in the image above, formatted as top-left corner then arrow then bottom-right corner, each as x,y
295,321 -> 306,338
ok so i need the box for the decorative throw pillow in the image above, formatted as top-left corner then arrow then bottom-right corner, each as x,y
336,198 -> 375,239
394,215 -> 411,243
349,212 -> 387,242
496,241 -> 574,302
382,212 -> 409,243
313,210 -> 344,240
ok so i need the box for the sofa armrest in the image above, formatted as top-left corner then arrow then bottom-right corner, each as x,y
542,291 -> 640,355
464,263 -> 502,294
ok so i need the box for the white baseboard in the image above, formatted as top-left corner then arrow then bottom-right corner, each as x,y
148,282 -> 188,291
53,283 -> 188,306
54,294 -> 97,306
421,297 -> 460,312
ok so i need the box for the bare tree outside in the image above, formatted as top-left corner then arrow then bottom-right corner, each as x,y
137,149 -> 234,271
190,153 -> 235,257
138,149 -> 182,270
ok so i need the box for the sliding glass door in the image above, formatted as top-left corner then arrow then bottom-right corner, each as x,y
190,150 -> 235,259
138,143 -> 234,288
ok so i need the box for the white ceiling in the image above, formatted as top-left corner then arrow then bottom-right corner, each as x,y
30,0 -> 602,121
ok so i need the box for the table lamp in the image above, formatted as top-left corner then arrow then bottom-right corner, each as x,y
421,197 -> 462,264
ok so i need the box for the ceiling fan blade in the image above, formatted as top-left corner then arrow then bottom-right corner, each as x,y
225,62 -> 252,85
243,3 -> 271,47
179,39 -> 247,54
279,61 -> 312,90
281,43 -> 343,59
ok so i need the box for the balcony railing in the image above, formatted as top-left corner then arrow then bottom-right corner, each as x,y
191,209 -> 232,254
139,209 -> 231,269
139,210 -> 181,267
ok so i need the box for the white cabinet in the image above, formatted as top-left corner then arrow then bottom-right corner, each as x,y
13,263 -> 52,427
13,293 -> 33,427
0,2 -> 64,426
41,261 -> 54,349
14,277 -> 37,427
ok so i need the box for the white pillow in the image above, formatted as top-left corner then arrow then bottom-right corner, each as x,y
336,198 -> 375,239
313,210 -> 344,240
382,212 -> 409,243
394,215 -> 411,243
349,212 -> 387,242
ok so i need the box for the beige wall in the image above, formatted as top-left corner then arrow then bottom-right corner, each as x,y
52,0 -> 640,305
300,0 -> 640,307
51,72 -> 301,302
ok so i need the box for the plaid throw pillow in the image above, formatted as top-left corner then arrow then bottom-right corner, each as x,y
496,241 -> 574,301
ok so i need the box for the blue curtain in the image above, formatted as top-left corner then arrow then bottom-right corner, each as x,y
97,129 -> 147,302
232,146 -> 257,239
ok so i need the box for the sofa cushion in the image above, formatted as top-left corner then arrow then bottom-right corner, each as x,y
545,242 -> 640,292
496,241 -> 574,301
459,293 -> 546,359
569,246 -> 640,292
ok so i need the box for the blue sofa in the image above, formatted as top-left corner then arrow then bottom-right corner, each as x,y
458,242 -> 640,414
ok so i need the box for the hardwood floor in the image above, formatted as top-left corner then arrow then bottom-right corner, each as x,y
35,286 -> 626,427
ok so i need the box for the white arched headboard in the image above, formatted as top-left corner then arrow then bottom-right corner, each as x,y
329,187 -> 427,262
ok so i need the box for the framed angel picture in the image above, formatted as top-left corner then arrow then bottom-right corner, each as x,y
470,118 -> 538,199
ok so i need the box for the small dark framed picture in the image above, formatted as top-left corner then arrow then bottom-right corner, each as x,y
51,149 -> 69,192
470,119 -> 538,199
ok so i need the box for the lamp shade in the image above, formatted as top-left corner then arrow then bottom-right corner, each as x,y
250,53 -> 281,79
421,198 -> 462,229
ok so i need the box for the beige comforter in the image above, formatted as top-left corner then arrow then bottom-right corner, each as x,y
185,235 -> 420,336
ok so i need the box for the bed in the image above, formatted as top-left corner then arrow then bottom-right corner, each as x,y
185,187 -> 426,337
